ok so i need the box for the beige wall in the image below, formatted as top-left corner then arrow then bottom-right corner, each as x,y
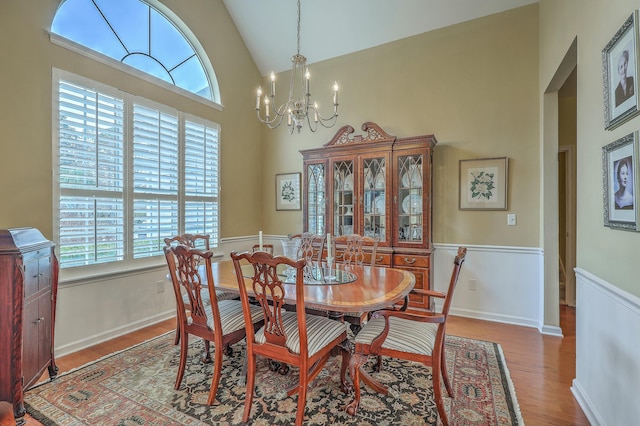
541,0 -> 639,296
262,5 -> 541,248
0,0 -> 264,239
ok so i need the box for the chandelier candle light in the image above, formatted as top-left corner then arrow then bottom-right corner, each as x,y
255,0 -> 339,133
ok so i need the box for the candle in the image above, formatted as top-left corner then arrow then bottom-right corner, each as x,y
270,72 -> 276,97
287,108 -> 292,126
305,68 -> 310,95
256,87 -> 262,110
326,233 -> 332,259
259,231 -> 263,250
314,103 -> 319,122
265,98 -> 270,117
333,82 -> 339,105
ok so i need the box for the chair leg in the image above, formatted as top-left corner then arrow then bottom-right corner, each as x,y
201,339 -> 212,364
206,344 -> 224,405
441,346 -> 453,397
295,373 -> 308,426
173,317 -> 180,345
242,352 -> 256,423
174,332 -> 189,390
432,352 -> 449,426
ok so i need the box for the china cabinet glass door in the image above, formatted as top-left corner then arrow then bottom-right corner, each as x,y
362,157 -> 387,242
333,160 -> 354,236
396,153 -> 423,243
305,163 -> 325,234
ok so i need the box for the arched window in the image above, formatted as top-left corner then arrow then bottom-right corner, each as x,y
51,0 -> 220,103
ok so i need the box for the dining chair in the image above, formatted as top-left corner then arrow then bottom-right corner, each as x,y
333,234 -> 379,267
289,232 -> 325,265
345,247 -> 467,426
251,243 -> 274,254
164,244 -> 263,405
164,234 -> 237,345
332,234 -> 380,329
230,250 -> 350,426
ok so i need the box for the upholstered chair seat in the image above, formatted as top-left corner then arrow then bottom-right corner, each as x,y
254,311 -> 348,355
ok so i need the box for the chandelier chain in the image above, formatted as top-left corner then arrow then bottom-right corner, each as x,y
296,0 -> 301,56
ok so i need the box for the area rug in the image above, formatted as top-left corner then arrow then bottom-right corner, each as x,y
25,333 -> 523,425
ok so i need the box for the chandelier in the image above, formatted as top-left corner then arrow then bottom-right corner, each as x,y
255,0 -> 339,134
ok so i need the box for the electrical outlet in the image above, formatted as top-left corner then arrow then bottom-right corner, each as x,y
507,213 -> 517,226
156,280 -> 165,293
468,279 -> 477,291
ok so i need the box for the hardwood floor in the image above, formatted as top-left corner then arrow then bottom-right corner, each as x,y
4,306 -> 588,425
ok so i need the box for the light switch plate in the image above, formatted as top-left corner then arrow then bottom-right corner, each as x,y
507,213 -> 517,226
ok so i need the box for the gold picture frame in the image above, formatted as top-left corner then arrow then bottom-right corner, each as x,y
459,157 -> 508,210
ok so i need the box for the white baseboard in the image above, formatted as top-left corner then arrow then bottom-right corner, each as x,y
55,310 -> 175,357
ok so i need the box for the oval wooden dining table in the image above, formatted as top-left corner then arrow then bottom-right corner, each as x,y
208,259 -> 416,315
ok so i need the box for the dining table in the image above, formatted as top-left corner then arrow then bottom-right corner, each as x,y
208,259 -> 416,317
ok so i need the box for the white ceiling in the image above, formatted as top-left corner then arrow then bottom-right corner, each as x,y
222,0 -> 539,76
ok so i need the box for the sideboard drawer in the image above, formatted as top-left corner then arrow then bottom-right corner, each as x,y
393,254 -> 430,268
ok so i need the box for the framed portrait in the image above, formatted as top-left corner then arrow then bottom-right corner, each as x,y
459,157 -> 508,210
602,132 -> 640,231
603,11 -> 640,130
275,172 -> 301,211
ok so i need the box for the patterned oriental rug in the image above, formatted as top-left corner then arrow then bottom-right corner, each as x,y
25,333 -> 523,425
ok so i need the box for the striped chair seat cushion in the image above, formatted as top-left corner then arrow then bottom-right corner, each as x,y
182,289 -> 238,307
354,316 -> 438,356
188,300 -> 262,336
255,311 -> 348,356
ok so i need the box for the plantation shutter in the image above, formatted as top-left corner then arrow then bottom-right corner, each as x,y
58,80 -> 125,267
132,104 -> 179,258
184,119 -> 220,247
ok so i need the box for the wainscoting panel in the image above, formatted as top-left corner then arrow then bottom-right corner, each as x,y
572,268 -> 640,426
433,244 -> 544,329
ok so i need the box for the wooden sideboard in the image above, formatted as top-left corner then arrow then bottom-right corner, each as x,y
0,228 -> 58,425
300,122 -> 437,311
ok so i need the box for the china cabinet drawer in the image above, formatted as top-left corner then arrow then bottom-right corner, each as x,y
393,254 -> 430,268
370,252 -> 391,267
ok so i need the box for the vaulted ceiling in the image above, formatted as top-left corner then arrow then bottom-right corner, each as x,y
222,0 -> 539,76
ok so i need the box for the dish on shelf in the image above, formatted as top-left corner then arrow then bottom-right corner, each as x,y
374,172 -> 385,189
373,196 -> 385,215
401,164 -> 422,188
343,174 -> 353,190
402,194 -> 422,214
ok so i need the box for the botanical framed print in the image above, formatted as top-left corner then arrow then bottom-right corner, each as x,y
275,172 -> 301,210
459,157 -> 508,210
602,132 -> 639,231
603,11 -> 640,130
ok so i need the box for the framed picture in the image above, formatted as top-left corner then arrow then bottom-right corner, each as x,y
275,172 -> 301,211
459,157 -> 508,210
603,11 -> 640,130
602,132 -> 639,231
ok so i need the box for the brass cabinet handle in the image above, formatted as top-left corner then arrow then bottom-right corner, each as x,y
403,257 -> 416,265
376,256 -> 384,262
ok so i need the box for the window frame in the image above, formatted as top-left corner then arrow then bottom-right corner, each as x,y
53,69 -> 221,281
49,0 -> 223,111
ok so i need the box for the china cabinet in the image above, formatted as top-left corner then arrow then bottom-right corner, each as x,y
300,122 -> 436,310
0,228 -> 58,425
